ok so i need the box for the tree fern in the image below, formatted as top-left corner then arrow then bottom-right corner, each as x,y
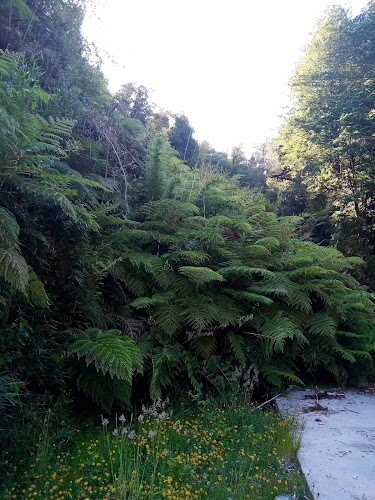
150,345 -> 182,400
68,329 -> 142,391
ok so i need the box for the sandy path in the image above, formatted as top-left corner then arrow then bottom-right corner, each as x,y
277,389 -> 375,500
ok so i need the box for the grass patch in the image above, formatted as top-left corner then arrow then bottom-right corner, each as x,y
1,397 -> 305,499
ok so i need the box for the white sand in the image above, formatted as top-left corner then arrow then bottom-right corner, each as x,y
277,389 -> 375,500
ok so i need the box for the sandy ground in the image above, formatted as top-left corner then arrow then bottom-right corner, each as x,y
277,389 -> 375,500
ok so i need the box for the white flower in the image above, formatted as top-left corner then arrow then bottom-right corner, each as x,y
101,417 -> 109,427
128,430 -> 136,440
138,414 -> 144,423
113,429 -> 119,436
148,430 -> 156,439
119,414 -> 126,424
121,427 -> 128,435
162,449 -> 169,456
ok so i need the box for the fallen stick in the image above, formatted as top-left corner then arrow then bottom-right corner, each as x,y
256,393 -> 282,409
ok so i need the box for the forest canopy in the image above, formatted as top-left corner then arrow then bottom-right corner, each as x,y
0,0 -> 375,421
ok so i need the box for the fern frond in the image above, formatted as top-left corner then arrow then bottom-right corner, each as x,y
76,364 -> 132,410
182,298 -> 219,334
254,237 -> 280,248
306,313 -> 336,337
0,208 -> 19,248
228,332 -> 246,365
183,350 -> 202,393
261,367 -> 304,386
225,289 -> 273,305
24,267 -> 49,307
218,266 -> 273,278
179,266 -> 226,288
68,329 -> 142,381
150,345 -> 182,400
131,295 -> 167,309
166,250 -> 209,265
288,266 -> 338,280
255,313 -> 304,358
0,248 -> 29,292
333,346 -> 371,363
189,335 -> 217,359
152,302 -> 183,336
242,244 -> 271,260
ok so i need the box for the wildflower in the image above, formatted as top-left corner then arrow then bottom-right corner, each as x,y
119,414 -> 126,424
121,427 -> 128,435
113,429 -> 118,437
162,449 -> 169,456
138,414 -> 144,423
158,411 -> 167,421
148,430 -> 156,439
128,430 -> 136,440
101,416 -> 109,427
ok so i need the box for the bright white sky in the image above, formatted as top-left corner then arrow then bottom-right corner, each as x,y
82,0 -> 369,156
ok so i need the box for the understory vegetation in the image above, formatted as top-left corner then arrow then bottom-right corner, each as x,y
1,1 -> 375,499
1,398 -> 305,500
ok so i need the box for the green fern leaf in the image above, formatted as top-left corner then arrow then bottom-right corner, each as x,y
262,367 -> 303,386
228,332 -> 246,365
68,329 -> 142,381
76,364 -> 132,410
131,295 -> 167,309
24,267 -> 49,307
254,237 -> 280,248
166,250 -> 209,265
0,247 -> 29,292
306,313 -> 336,337
152,302 -> 183,336
183,350 -> 202,393
179,266 -> 226,287
150,345 -> 182,400
0,208 -> 19,248
218,266 -> 273,278
189,335 -> 217,359
225,289 -> 273,305
182,298 -> 219,334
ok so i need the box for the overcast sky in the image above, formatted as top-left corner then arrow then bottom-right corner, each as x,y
82,0 -> 369,156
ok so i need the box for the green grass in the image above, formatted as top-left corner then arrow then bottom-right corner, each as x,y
1,397 -> 305,499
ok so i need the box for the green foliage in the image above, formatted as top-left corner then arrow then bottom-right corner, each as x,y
0,4 -> 374,419
273,3 -> 375,285
68,328 -> 142,409
145,132 -> 175,201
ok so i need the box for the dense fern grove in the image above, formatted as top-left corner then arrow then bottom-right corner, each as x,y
1,0 -> 375,422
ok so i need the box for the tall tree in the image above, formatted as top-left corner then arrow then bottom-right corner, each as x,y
168,114 -> 198,165
275,2 -> 375,282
